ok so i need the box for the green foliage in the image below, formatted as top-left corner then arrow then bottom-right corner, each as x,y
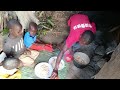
1,28 -> 9,36
37,16 -> 55,38
46,16 -> 54,27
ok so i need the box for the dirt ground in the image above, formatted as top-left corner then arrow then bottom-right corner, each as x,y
37,11 -> 76,44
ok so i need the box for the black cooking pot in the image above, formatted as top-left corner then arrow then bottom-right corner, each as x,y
73,60 -> 89,69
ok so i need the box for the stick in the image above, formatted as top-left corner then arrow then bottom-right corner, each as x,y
41,25 -> 53,30
39,11 -> 44,18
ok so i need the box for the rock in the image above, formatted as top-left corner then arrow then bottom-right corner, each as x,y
82,65 -> 96,78
39,30 -> 68,44
88,60 -> 96,68
94,31 -> 104,45
88,60 -> 101,73
91,55 -> 103,62
95,46 -> 106,56
105,40 -> 117,54
97,59 -> 107,68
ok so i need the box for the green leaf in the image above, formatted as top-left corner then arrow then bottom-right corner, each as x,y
47,16 -> 52,20
1,28 -> 9,36
43,30 -> 47,35
47,19 -> 54,27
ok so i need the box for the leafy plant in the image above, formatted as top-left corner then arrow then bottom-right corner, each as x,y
1,28 -> 9,36
37,16 -> 55,37
42,29 -> 48,35
46,16 -> 54,27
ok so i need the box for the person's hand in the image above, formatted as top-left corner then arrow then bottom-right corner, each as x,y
50,69 -> 58,79
65,56 -> 73,62
24,49 -> 31,55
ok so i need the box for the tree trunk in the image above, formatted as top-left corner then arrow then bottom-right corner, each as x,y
95,43 -> 120,79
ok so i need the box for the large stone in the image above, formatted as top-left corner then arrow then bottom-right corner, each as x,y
105,40 -> 117,54
95,46 -> 106,56
94,31 -> 104,45
39,30 -> 68,44
91,55 -> 103,62
88,60 -> 101,74
97,59 -> 107,69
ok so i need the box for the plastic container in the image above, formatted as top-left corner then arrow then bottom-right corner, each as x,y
34,62 -> 53,79
48,56 -> 65,70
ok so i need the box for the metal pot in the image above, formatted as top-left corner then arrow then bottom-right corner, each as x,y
73,52 -> 90,69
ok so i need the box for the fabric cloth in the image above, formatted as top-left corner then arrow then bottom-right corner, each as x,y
24,32 -> 37,48
19,50 -> 39,66
3,35 -> 25,58
30,43 -> 53,52
66,14 -> 96,48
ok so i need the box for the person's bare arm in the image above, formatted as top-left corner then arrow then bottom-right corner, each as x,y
24,47 -> 31,55
35,38 -> 44,44
50,43 -> 68,79
35,38 -> 40,43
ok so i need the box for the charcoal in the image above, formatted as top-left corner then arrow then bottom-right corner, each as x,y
88,60 -> 96,68
97,59 -> 107,68
105,40 -> 117,54
88,60 -> 101,73
95,46 -> 106,56
94,31 -> 104,45
91,55 -> 103,62
82,65 -> 96,78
